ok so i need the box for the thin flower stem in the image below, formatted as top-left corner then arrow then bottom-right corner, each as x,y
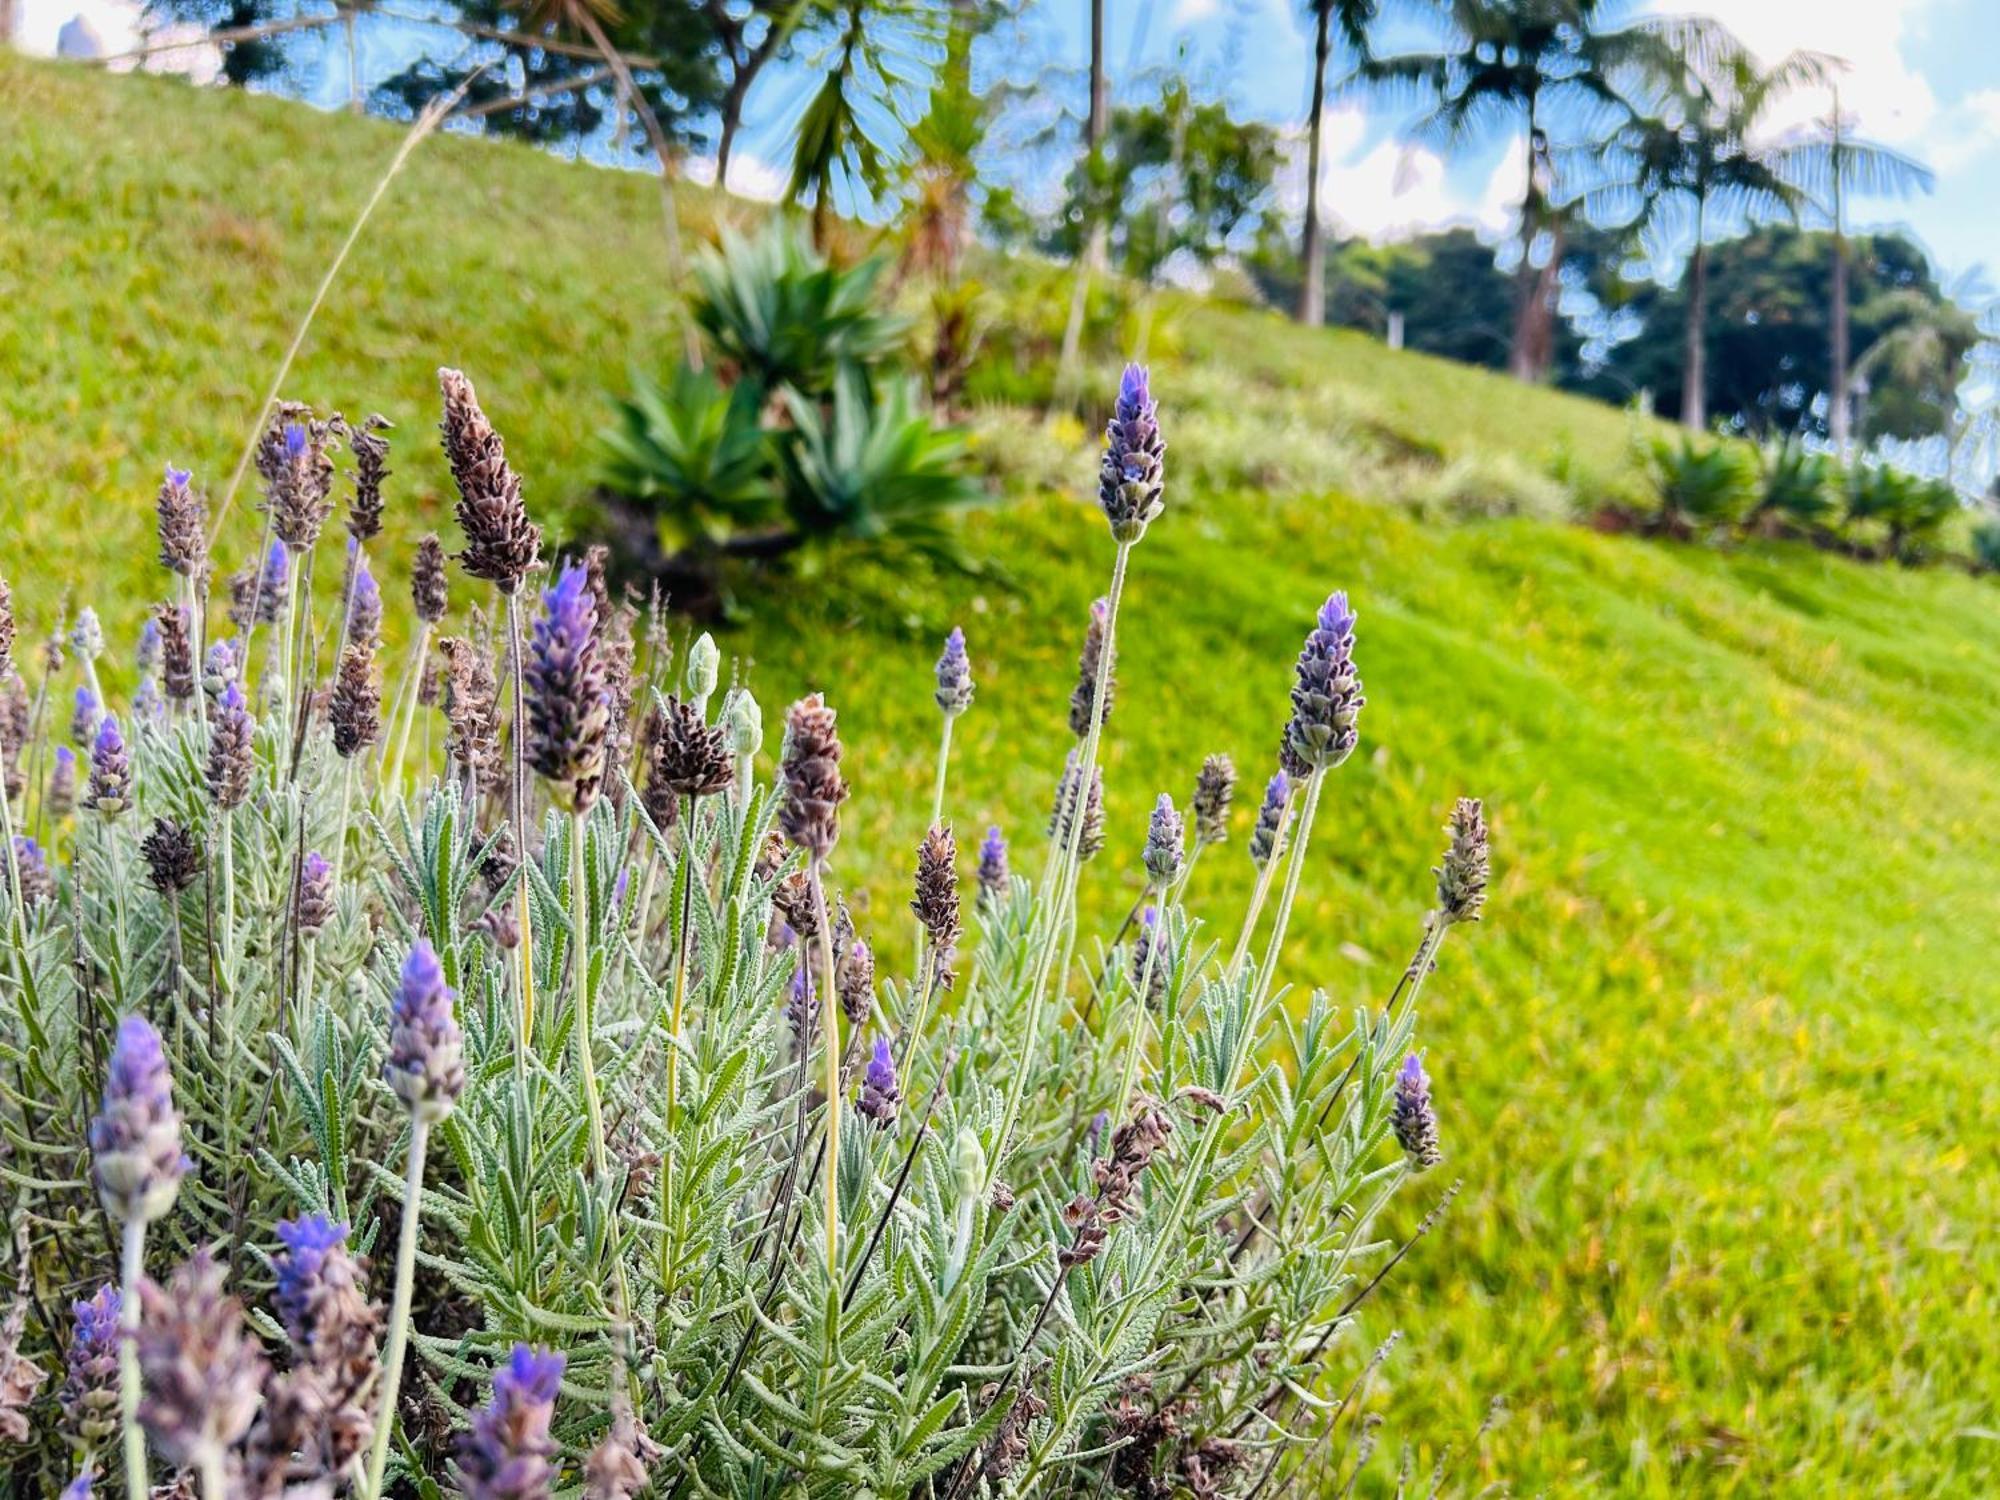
118,1216 -> 148,1497
382,621 -> 431,794
329,755 -> 357,888
929,714 -> 953,830
660,792 -> 697,1290
362,1116 -> 430,1500
0,785 -> 36,1007
1110,878 -> 1163,1120
1253,768 -> 1327,1011
217,807 -> 235,978
808,863 -> 841,1280
1227,787 -> 1297,980
199,1448 -> 230,1500
504,592 -> 536,1064
996,539 -> 1130,1181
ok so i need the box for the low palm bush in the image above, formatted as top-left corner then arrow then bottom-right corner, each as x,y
1752,439 -> 1838,529
1644,433 -> 1758,535
0,362 -> 1492,1498
1842,461 -> 1961,561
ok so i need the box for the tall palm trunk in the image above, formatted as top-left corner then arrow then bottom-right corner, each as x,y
1507,127 -> 1552,382
1055,0 -> 1109,399
1829,225 -> 1852,449
1297,2 -> 1334,327
1681,216 -> 1708,430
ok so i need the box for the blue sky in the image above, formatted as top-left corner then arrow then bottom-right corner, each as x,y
17,0 -> 1995,285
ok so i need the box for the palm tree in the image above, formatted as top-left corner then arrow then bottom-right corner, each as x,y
1296,0 -> 1382,326
1362,0 -> 1682,382
1580,41 -> 1828,428
1777,87 -> 1935,450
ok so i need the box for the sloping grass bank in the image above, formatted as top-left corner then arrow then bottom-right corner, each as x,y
4,53 -> 1998,1495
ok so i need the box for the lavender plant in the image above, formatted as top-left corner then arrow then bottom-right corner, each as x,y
0,360 -> 1494,1500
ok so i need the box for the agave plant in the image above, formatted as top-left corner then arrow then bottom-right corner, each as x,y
690,222 -> 910,401
0,362 -> 1493,1500
598,361 -> 776,548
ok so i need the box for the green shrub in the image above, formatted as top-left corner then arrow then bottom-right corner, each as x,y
1843,462 -> 1962,561
597,362 -> 774,547
1972,511 -> 2000,573
1645,433 -> 1758,533
1754,440 -> 1838,526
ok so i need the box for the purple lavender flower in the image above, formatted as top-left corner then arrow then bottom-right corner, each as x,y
206,678 -> 254,811
384,938 -> 465,1122
934,627 -> 973,717
89,1015 -> 186,1223
204,639 -> 239,702
297,850 -> 335,937
1129,905 -> 1168,1006
85,715 -> 130,816
524,564 -> 610,812
157,462 -> 207,577
1432,797 -> 1488,927
1098,363 -> 1166,542
1142,793 -> 1183,886
1193,754 -> 1235,847
454,1344 -> 565,1500
70,685 -> 99,748
137,616 -> 162,676
856,1037 -> 900,1128
135,1247 -> 269,1470
1391,1054 -> 1442,1170
347,547 -> 382,647
260,538 -> 291,608
271,1215 -> 350,1346
1248,770 -> 1289,869
976,825 -> 1009,908
61,1471 -> 91,1499
61,1285 -> 121,1448
1282,591 -> 1364,776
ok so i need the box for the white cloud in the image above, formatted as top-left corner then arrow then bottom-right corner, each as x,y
684,150 -> 787,204
17,0 -> 219,78
1278,104 -> 1517,243
1169,0 -> 1221,25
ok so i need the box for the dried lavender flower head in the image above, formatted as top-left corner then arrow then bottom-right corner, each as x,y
837,936 -> 874,1028
297,851 -> 335,938
779,693 -> 847,861
1049,751 -> 1106,862
156,464 -> 207,577
856,1037 -> 900,1128
89,1014 -> 186,1224
85,714 -> 131,816
1193,753 -> 1234,846
1248,769 -> 1289,869
135,1247 -> 270,1470
1068,597 -> 1116,739
329,642 -> 381,759
206,678 -> 255,811
263,411 -> 342,552
651,693 -> 733,800
455,1344 -> 565,1500
384,938 -> 465,1122
140,817 -> 202,896
1143,793 -> 1184,886
1098,362 -> 1166,542
1432,796 -> 1488,927
912,822 -> 960,953
525,563 -> 610,811
347,413 -> 391,542
412,532 -> 450,624
934,626 -> 973,717
0,576 -> 12,679
440,368 -> 542,593
62,1285 -> 121,1448
976,825 -> 1009,907
1391,1053 -> 1442,1170
1282,590 -> 1364,776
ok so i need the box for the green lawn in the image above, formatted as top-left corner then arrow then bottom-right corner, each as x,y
5,52 -> 1999,1496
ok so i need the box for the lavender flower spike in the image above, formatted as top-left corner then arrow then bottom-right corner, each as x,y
48,746 -> 76,819
384,939 -> 465,1122
71,606 -> 103,663
297,851 -> 335,938
1282,591 -> 1365,776
524,563 -> 610,812
70,686 -> 99,748
135,1248 -> 269,1470
85,715 -> 131,817
206,678 -> 254,811
1248,769 -> 1289,869
347,549 -> 382,647
454,1344 -> 565,1500
1143,793 -> 1184,886
976,825 -> 1009,907
934,627 -> 973,717
856,1037 -> 901,1128
157,464 -> 207,578
1391,1054 -> 1442,1170
1098,362 -> 1166,542
89,1015 -> 186,1224
62,1286 -> 122,1448
61,1472 -> 91,1500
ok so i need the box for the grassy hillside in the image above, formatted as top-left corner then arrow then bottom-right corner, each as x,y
6,52 -> 2000,1496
